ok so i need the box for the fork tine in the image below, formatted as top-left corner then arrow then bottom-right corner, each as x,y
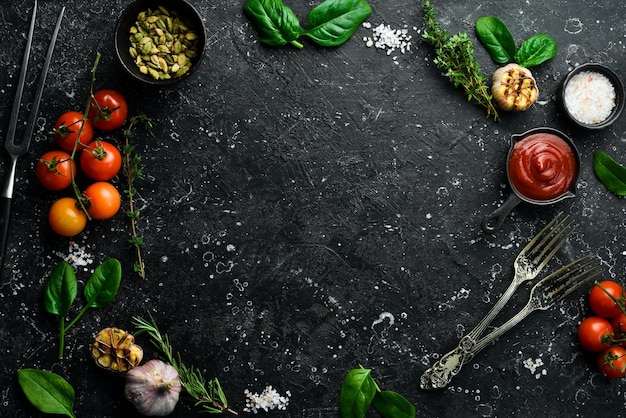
550,259 -> 600,302
520,212 -> 576,271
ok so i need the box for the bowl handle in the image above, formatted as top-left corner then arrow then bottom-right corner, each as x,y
481,193 -> 522,234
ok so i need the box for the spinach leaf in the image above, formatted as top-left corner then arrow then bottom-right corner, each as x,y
243,0 -> 304,48
593,151 -> 626,195
475,16 -> 516,64
339,367 -> 377,418
84,258 -> 122,308
514,33 -> 557,68
43,261 -> 77,317
372,390 -> 416,418
304,0 -> 371,47
17,369 -> 76,418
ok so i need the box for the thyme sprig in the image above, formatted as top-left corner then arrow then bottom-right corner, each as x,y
122,115 -> 153,279
132,315 -> 237,415
423,0 -> 499,121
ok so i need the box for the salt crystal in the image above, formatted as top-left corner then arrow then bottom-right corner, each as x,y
243,386 -> 291,413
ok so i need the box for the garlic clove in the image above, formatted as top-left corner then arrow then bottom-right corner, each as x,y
124,359 -> 181,416
491,63 -> 539,111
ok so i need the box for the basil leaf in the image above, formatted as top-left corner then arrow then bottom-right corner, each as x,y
475,16 -> 516,64
372,390 -> 416,418
304,0 -> 372,47
17,369 -> 76,418
514,33 -> 557,68
243,0 -> 304,47
43,261 -> 77,317
339,368 -> 377,418
593,151 -> 626,195
83,258 -> 122,308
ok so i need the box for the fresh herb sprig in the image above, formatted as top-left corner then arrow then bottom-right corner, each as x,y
44,259 -> 122,359
122,115 -> 154,279
132,315 -> 237,415
339,366 -> 415,418
422,0 -> 499,121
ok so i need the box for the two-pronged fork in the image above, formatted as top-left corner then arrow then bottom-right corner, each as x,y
420,213 -> 576,390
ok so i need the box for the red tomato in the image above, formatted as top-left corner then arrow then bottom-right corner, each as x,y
83,182 -> 121,220
88,89 -> 128,131
36,150 -> 76,191
590,280 -> 624,319
597,345 -> 626,379
578,316 -> 614,352
52,111 -> 94,152
48,197 -> 87,237
79,140 -> 122,181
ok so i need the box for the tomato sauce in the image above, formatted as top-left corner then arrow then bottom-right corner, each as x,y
508,132 -> 577,201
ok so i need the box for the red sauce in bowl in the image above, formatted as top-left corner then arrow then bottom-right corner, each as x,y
508,132 -> 577,201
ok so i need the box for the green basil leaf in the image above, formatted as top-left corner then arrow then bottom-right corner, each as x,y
339,368 -> 377,418
43,261 -> 77,317
475,16 -> 516,64
593,151 -> 626,195
372,390 -> 416,418
304,0 -> 371,47
84,258 -> 122,308
243,0 -> 304,47
17,369 -> 76,418
514,33 -> 557,68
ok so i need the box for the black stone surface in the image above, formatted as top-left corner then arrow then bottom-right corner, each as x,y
1,0 -> 626,417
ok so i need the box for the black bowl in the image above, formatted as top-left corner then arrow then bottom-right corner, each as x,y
560,63 -> 625,129
115,0 -> 206,86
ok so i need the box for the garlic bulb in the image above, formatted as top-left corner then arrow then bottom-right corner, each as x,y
124,359 -> 182,416
491,63 -> 539,111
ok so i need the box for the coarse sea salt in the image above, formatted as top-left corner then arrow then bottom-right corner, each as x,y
563,70 -> 616,125
243,386 -> 291,413
362,22 -> 414,57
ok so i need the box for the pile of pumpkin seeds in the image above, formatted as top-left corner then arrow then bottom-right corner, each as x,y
128,6 -> 200,80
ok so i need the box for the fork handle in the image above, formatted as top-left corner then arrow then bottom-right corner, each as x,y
420,278 -> 521,390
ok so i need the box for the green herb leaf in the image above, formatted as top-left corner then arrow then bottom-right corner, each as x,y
43,261 -> 77,317
17,369 -> 76,418
83,258 -> 122,308
593,151 -> 626,195
514,33 -> 557,68
243,0 -> 304,48
339,368 -> 377,418
475,16 -> 516,64
304,0 -> 371,47
372,390 -> 416,418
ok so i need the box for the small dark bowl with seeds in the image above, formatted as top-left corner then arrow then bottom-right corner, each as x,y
115,0 -> 206,85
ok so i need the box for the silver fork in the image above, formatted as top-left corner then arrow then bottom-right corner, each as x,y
420,213 -> 575,390
464,255 -> 599,362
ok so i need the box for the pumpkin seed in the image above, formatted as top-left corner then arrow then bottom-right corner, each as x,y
127,5 -> 201,80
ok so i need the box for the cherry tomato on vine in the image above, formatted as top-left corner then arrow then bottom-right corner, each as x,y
83,182 -> 121,220
79,140 -> 122,181
590,280 -> 624,319
36,150 -> 76,191
88,89 -> 128,131
597,345 -> 626,379
578,316 -> 614,352
52,111 -> 94,152
48,197 -> 87,237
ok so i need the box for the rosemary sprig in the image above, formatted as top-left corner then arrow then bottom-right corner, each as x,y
122,115 -> 153,279
422,0 -> 499,121
132,315 -> 237,415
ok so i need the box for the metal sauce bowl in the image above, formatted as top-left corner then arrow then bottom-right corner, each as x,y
481,127 -> 580,233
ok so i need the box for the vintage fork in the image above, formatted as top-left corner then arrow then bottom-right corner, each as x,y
420,213 -> 575,390
464,255 -> 599,362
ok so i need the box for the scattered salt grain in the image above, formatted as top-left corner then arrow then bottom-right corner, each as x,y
522,356 -> 546,379
563,70 -> 616,124
243,386 -> 291,413
362,22 -> 414,57
57,242 -> 94,269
